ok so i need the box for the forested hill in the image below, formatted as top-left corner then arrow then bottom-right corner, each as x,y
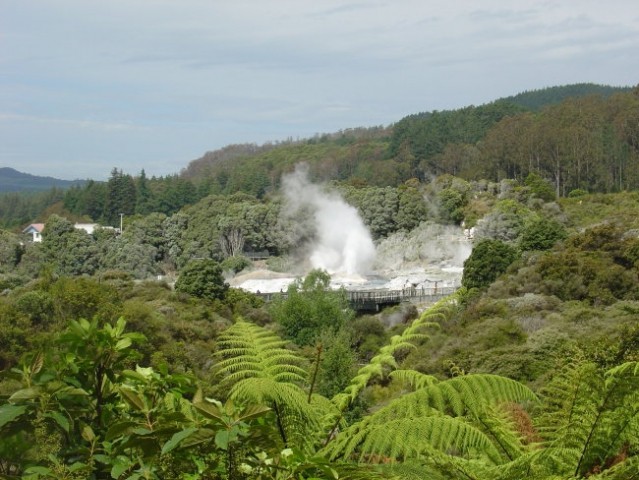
3,82 -> 637,228
178,82 -> 637,198
0,167 -> 83,192
498,82 -> 632,110
182,83 -> 630,183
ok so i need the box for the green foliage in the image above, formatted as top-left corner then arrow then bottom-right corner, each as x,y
270,269 -> 354,346
324,372 -> 537,467
98,236 -> 160,279
523,225 -> 639,304
525,172 -> 556,202
530,360 -> 639,478
14,290 -> 55,326
104,168 -> 137,225
340,185 -> 399,239
462,240 -> 519,290
390,101 -> 525,177
437,187 -> 466,224
501,83 -> 630,110
474,199 -> 533,242
332,298 -> 445,412
0,188 -> 66,229
214,320 -> 329,451
220,254 -> 251,274
174,258 -> 229,301
569,188 -> 589,197
396,181 -> 428,231
47,276 -> 122,322
315,329 -> 358,399
41,214 -> 99,276
519,216 -> 567,252
0,229 -> 22,272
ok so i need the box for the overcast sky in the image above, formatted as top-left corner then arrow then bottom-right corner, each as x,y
1,1 -> 637,180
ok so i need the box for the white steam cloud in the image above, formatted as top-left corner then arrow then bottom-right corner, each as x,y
282,165 -> 376,276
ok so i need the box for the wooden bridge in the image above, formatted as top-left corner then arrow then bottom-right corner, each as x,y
257,286 -> 458,313
347,287 -> 457,312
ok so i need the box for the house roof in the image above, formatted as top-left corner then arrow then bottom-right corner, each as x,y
23,223 -> 45,233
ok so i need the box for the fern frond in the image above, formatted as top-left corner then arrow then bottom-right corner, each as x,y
326,415 -> 502,464
325,374 -> 536,467
489,446 -> 581,480
378,460 -> 450,480
439,374 -> 538,417
367,374 -> 536,423
328,463 -> 393,479
587,453 -> 639,479
229,377 -> 322,449
215,320 -> 309,389
605,360 -> 639,379
388,369 -> 439,391
330,301 -> 447,412
534,360 -> 639,477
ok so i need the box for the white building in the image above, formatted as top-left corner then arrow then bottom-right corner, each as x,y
22,223 -> 45,242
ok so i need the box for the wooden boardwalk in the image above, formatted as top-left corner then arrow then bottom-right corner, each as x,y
257,286 -> 458,312
348,287 -> 457,312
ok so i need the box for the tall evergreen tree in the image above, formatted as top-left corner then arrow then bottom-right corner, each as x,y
104,168 -> 136,226
134,169 -> 154,215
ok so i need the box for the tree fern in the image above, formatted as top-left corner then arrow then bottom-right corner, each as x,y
331,297 -> 450,411
533,360 -> 639,477
388,369 -> 439,391
324,374 -> 536,467
330,415 -> 503,464
214,319 -> 336,451
215,320 -> 308,391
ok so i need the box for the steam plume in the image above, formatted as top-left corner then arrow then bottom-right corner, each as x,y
282,165 -> 375,276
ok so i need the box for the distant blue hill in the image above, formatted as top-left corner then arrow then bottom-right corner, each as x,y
0,167 -> 85,192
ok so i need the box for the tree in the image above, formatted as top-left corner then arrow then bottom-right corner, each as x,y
134,169 -> 155,215
41,215 -> 99,276
524,172 -> 556,202
396,181 -> 428,231
270,269 -> 354,346
0,229 -> 22,272
174,259 -> 228,301
462,239 -> 519,290
104,168 -> 136,225
519,216 -> 567,252
98,238 -> 159,279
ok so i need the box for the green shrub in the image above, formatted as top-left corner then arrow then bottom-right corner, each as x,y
175,259 -> 229,301
221,255 -> 251,274
568,188 -> 588,197
519,217 -> 567,251
462,239 -> 519,290
14,290 -> 55,327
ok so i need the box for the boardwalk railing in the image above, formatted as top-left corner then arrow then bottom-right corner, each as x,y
256,286 -> 458,311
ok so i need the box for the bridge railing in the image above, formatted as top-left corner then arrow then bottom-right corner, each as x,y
255,286 -> 458,304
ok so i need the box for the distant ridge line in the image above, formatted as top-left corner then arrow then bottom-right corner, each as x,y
0,167 -> 85,193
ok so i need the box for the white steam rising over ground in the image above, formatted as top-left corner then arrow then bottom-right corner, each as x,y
231,167 -> 472,294
282,165 -> 376,277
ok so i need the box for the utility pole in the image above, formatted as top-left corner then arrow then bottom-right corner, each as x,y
120,213 -> 124,234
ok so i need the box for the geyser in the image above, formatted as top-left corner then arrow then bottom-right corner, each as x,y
282,165 -> 376,276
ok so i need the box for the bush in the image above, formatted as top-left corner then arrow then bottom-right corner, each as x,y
462,239 -> 519,290
525,172 -> 556,202
568,188 -> 588,197
221,255 -> 251,274
519,216 -> 567,252
14,291 -> 55,327
175,259 -> 229,301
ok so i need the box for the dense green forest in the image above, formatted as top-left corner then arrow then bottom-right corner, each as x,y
1,83 -> 639,479
1,83 -> 637,230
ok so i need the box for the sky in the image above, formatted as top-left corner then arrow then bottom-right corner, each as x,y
1,1 -> 638,180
